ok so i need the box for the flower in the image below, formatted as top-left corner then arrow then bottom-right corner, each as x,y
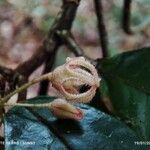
51,57 -> 100,103
49,99 -> 84,120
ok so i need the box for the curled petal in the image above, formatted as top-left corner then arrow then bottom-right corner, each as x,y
71,68 -> 95,85
51,57 -> 100,103
61,85 -> 97,103
65,57 -> 100,87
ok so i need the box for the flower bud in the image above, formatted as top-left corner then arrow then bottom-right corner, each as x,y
51,57 -> 100,103
49,99 -> 84,120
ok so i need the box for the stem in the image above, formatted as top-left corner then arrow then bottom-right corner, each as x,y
0,73 -> 52,104
3,102 -> 51,108
56,30 -> 83,56
38,49 -> 57,95
94,0 -> 109,57
122,0 -> 133,34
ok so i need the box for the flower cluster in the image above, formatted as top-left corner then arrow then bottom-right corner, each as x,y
49,57 -> 100,120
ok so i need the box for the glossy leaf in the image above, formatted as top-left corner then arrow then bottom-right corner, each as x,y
99,47 -> 150,139
4,96 -> 142,150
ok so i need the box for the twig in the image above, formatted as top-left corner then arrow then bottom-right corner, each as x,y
0,65 -> 14,80
38,49 -> 57,95
0,65 -> 19,96
94,0 -> 109,57
57,30 -> 83,56
56,30 -> 93,63
17,76 -> 28,102
0,75 -> 5,97
122,0 -> 133,34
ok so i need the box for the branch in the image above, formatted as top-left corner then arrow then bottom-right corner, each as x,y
57,30 -> 83,56
1,0 -> 81,97
0,75 -> 5,97
56,30 -> 93,63
38,49 -> 57,95
122,0 -> 133,34
16,0 -> 80,77
0,65 -> 14,80
94,0 -> 109,58
17,76 -> 28,102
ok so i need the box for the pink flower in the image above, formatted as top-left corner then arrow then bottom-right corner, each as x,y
51,57 -> 100,103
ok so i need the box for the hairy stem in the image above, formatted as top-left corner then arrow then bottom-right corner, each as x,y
3,102 -> 51,108
0,73 -> 52,104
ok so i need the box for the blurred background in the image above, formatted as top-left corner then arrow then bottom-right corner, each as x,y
0,0 -> 150,97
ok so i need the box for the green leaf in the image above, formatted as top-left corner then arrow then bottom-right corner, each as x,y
99,46 -> 150,140
4,96 -> 142,150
